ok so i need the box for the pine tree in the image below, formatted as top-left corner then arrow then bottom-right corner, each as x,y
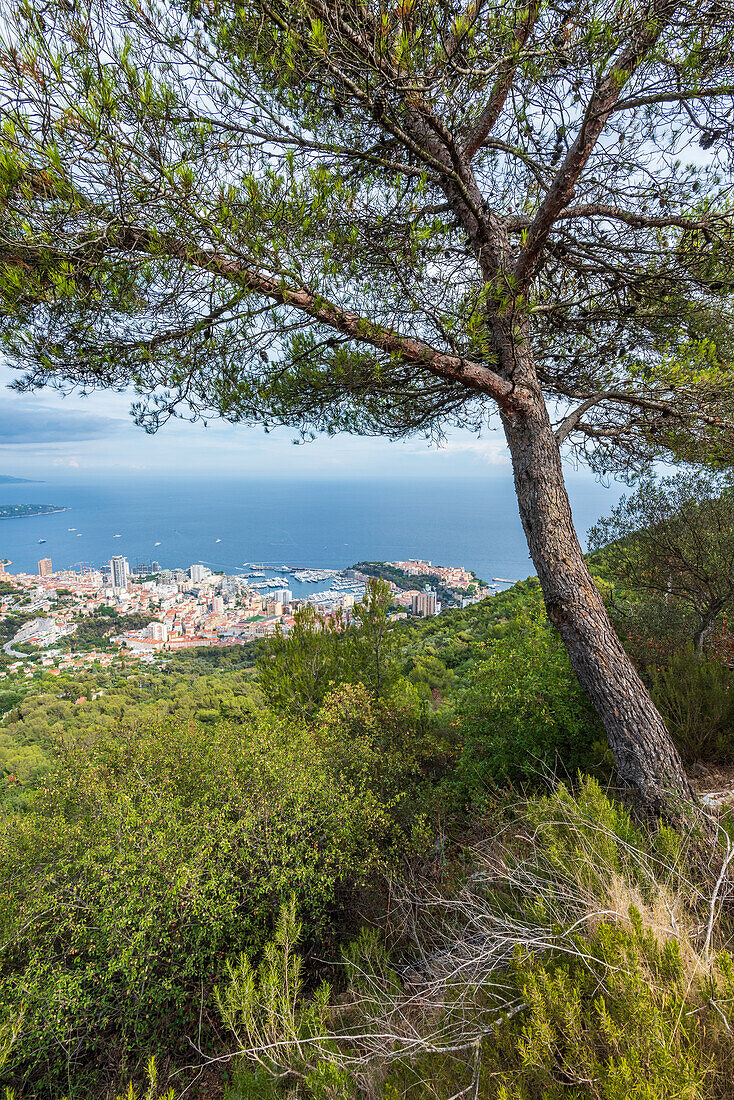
1,0 -> 734,817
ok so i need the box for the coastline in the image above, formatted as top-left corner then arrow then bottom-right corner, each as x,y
0,507 -> 68,520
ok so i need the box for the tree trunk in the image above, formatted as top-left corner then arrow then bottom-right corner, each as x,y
693,609 -> 719,654
499,384 -> 698,823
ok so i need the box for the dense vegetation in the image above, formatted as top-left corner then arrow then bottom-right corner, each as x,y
0,513 -> 733,1097
57,608 -> 158,652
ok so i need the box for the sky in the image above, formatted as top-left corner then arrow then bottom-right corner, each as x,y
0,363 -> 532,482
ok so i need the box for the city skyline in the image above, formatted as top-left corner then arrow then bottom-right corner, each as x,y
0,557 -> 485,671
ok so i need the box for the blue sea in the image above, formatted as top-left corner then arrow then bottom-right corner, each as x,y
0,475 -> 623,584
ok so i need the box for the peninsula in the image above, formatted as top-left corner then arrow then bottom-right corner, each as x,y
0,504 -> 67,520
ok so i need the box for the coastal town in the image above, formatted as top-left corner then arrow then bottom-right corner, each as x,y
0,555 -> 494,676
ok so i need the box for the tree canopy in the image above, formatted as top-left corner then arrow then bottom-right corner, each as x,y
0,0 -> 732,469
3,0 -> 734,814
589,468 -> 734,648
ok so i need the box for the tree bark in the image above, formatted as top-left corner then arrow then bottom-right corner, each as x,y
693,608 -> 720,654
499,369 -> 697,823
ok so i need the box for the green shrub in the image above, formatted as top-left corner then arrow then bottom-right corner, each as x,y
453,612 -> 606,797
258,580 -> 401,719
387,913 -> 721,1100
648,648 -> 734,763
609,594 -> 697,672
0,709 -> 415,1095
218,779 -> 733,1100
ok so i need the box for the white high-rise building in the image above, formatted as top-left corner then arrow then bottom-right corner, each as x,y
110,555 -> 130,593
150,621 -> 168,643
271,589 -> 292,605
190,564 -> 210,583
212,596 -> 224,615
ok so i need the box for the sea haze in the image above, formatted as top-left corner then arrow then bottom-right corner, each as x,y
0,475 -> 623,582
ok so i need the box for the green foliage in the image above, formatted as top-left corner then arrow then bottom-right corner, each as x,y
589,471 -> 734,650
257,603 -> 350,718
60,609 -> 157,651
0,712 -> 411,1094
216,897 -> 341,1094
219,779 -> 734,1100
393,915 -> 717,1099
313,682 -> 440,805
604,591 -> 699,674
465,920 -> 710,1100
348,579 -> 400,699
408,653 -> 454,698
258,578 -> 399,718
648,648 -> 734,764
0,665 -> 262,805
112,1059 -> 175,1100
3,570 -> 733,1097
453,610 -> 605,797
0,0 -> 732,481
0,692 -> 21,716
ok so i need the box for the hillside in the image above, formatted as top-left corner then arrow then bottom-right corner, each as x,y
0,565 -> 733,1097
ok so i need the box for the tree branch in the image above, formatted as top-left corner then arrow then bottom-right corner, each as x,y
613,84 -> 734,113
506,205 -> 727,232
555,394 -> 610,444
512,0 -> 681,289
463,0 -> 540,161
110,226 -> 520,411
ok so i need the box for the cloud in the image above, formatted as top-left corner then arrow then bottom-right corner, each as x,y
0,404 -> 122,445
403,435 -> 511,466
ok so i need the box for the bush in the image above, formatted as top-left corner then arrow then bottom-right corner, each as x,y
0,709 -> 415,1095
647,648 -> 734,764
257,580 -> 399,719
452,611 -> 606,798
388,914 -> 722,1100
217,778 -> 734,1100
608,593 -> 698,672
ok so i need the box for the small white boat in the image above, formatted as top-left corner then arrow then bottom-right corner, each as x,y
154,541 -> 161,547
68,527 -> 76,531
113,534 -> 121,538
215,538 -> 222,543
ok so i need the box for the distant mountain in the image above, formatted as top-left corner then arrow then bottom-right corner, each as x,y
0,476 -> 36,484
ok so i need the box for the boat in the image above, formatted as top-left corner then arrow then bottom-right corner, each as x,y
154,541 -> 161,547
113,534 -> 122,538
68,528 -> 76,531
37,539 -> 46,544
215,539 -> 222,543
